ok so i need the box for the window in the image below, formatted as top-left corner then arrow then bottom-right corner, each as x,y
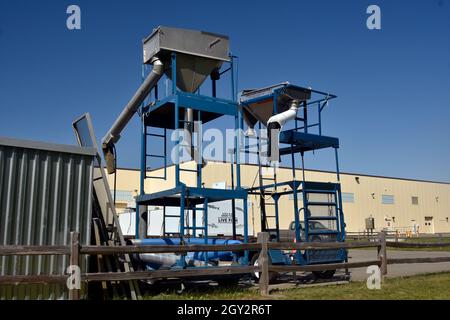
412,196 -> 419,205
342,192 -> 355,203
382,194 -> 395,204
111,190 -> 134,202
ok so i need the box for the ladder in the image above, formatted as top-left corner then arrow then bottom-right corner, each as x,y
246,123 -> 281,240
144,126 -> 167,180
300,183 -> 344,264
302,187 -> 340,240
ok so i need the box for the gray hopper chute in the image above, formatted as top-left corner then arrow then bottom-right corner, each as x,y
143,26 -> 230,93
240,83 -> 312,127
240,83 -> 312,161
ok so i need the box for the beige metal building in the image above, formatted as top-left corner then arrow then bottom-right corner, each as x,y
107,161 -> 450,236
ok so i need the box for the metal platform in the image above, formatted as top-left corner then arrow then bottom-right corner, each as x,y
279,130 -> 339,154
143,92 -> 238,129
246,180 -> 340,195
136,185 -> 247,206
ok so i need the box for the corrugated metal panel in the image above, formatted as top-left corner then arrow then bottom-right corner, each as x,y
0,137 -> 95,300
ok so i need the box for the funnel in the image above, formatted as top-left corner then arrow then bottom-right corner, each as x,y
143,26 -> 230,93
240,83 -> 312,126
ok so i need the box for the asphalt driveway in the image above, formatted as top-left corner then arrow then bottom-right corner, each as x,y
348,249 -> 450,281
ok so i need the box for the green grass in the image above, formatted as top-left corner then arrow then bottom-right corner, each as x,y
348,237 -> 450,252
144,272 -> 450,300
402,237 -> 450,243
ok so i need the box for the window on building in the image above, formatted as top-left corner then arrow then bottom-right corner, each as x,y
412,196 -> 419,205
342,192 -> 355,203
382,194 -> 395,205
111,190 -> 134,202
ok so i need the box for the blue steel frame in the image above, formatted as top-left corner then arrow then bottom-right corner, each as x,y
242,84 -> 346,266
136,52 -> 249,267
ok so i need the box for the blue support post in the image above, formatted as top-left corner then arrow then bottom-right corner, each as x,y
231,55 -> 242,190
135,208 -> 140,240
140,117 -> 146,195
303,101 -> 308,134
172,53 -> 180,187
163,206 -> 166,236
180,187 -> 185,242
335,147 -> 345,241
203,198 -> 209,266
300,152 -> 308,246
171,53 -> 177,94
335,147 -> 341,182
230,54 -> 236,101
274,195 -> 280,241
243,198 -> 249,264
197,110 -> 202,188
290,146 -> 301,242
235,113 -> 241,189
177,186 -> 186,268
137,114 -> 147,238
192,208 -> 197,237
318,102 -> 322,135
164,128 -> 167,179
174,97 -> 180,186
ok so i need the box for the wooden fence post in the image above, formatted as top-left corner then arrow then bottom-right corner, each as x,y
257,232 -> 269,296
69,231 -> 80,300
377,230 -> 387,278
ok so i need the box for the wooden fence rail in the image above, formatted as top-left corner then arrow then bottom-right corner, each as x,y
386,242 -> 450,248
1,231 -> 450,299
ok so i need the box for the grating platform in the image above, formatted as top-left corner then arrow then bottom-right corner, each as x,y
279,130 -> 339,155
143,92 -> 239,129
136,185 -> 248,206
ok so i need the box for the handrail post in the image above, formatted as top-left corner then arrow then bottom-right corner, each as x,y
377,230 -> 387,279
69,231 -> 80,300
257,232 -> 269,296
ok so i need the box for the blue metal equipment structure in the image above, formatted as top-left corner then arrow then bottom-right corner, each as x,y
240,83 -> 347,274
101,26 -> 346,279
134,43 -> 249,268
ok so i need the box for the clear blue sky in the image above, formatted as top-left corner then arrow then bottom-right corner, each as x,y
0,0 -> 449,182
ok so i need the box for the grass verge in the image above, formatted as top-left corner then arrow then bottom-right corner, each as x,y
348,237 -> 450,252
144,272 -> 450,300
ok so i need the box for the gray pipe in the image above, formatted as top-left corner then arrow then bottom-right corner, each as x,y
184,107 -> 207,167
184,108 -> 195,157
101,58 -> 164,173
266,100 -> 300,161
102,58 -> 164,146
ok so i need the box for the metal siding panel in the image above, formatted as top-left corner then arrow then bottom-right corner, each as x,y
0,140 -> 94,300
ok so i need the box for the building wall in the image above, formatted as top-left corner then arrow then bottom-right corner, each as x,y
107,162 -> 450,235
0,137 -> 95,300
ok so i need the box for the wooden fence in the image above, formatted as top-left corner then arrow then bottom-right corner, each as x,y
1,231 -> 450,299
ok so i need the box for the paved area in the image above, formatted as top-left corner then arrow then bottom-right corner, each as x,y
348,249 -> 450,281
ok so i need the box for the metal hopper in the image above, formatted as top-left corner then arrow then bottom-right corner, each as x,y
143,26 -> 230,92
240,83 -> 312,128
